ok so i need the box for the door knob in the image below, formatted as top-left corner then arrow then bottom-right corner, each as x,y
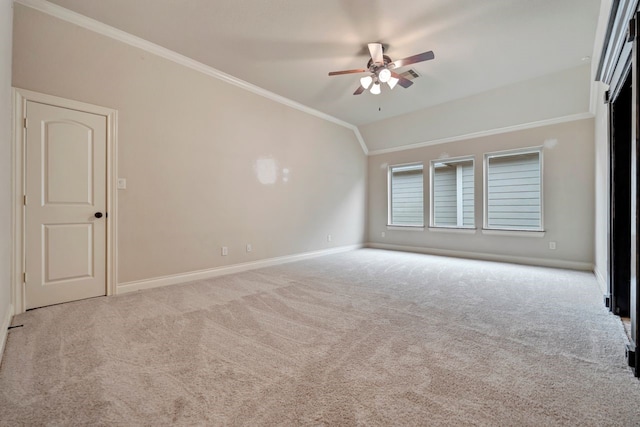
94,212 -> 103,218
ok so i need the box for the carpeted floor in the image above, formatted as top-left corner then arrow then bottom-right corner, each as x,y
1,249 -> 639,426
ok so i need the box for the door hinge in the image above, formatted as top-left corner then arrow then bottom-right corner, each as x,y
629,18 -> 636,42
23,272 -> 27,283
23,195 -> 27,206
23,118 -> 27,129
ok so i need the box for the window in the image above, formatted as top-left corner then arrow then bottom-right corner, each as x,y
430,158 -> 474,228
388,163 -> 424,226
484,149 -> 542,231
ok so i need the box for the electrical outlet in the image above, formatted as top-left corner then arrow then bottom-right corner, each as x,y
117,178 -> 127,189
381,231 -> 385,238
549,241 -> 556,250
327,234 -> 332,242
246,244 -> 252,253
221,246 -> 228,256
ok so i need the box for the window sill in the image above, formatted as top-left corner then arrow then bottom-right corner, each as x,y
428,227 -> 477,234
481,228 -> 545,238
387,225 -> 425,231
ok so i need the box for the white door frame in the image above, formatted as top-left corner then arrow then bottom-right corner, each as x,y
12,88 -> 118,314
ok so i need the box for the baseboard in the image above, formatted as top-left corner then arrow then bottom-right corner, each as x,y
366,243 -> 594,271
0,304 -> 14,366
593,266 -> 608,295
118,244 -> 364,294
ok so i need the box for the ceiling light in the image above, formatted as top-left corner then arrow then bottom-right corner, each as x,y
378,68 -> 391,83
387,77 -> 399,90
360,75 -> 373,89
370,82 -> 381,95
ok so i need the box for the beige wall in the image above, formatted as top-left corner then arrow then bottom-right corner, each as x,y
12,5 -> 366,284
0,0 -> 14,346
368,119 -> 595,268
360,65 -> 591,153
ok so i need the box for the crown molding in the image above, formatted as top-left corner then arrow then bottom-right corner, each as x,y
367,112 -> 595,156
14,0 -> 370,155
352,127 -> 368,155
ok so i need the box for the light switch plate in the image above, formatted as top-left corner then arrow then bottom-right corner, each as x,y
117,178 -> 127,189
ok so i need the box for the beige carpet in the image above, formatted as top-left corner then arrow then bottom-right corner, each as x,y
1,249 -> 639,426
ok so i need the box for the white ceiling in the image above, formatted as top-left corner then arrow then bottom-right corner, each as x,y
45,0 -> 602,127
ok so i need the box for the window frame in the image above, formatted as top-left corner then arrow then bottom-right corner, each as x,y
483,147 -> 544,232
429,155 -> 475,229
387,162 -> 425,228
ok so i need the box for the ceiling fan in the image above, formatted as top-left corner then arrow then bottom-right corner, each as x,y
328,43 -> 435,95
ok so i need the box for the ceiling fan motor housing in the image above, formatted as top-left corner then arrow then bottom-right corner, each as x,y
367,55 -> 393,71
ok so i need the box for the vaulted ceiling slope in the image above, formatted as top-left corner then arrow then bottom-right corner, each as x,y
42,0 -> 601,130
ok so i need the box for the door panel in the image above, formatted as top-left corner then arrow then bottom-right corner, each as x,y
44,121 -> 94,205
44,223 -> 94,283
25,101 -> 107,309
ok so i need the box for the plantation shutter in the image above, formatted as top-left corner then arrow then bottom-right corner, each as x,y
461,163 -> 474,226
432,160 -> 474,227
390,165 -> 424,226
433,166 -> 457,226
486,152 -> 541,230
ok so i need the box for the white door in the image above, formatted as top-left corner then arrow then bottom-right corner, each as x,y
24,101 -> 107,309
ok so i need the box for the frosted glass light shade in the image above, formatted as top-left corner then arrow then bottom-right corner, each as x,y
370,83 -> 381,95
378,68 -> 391,83
387,77 -> 399,90
360,75 -> 373,89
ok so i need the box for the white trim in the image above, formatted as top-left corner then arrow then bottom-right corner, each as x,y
367,242 -> 593,271
481,229 -> 545,238
386,226 -> 425,231
456,165 -> 464,224
367,113 -> 594,156
428,227 -> 477,234
12,89 -> 25,315
11,88 -> 118,314
0,304 -> 14,365
117,244 -> 363,294
14,0 -> 369,156
596,0 -> 638,84
352,127 -> 369,155
589,80 -> 597,115
594,265 -> 608,295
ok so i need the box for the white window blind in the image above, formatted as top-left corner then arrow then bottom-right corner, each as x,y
432,160 -> 474,227
486,151 -> 541,230
461,164 -> 474,226
389,164 -> 424,226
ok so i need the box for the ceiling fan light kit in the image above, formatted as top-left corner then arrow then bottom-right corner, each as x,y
360,75 -> 373,89
328,42 -> 435,96
378,68 -> 391,83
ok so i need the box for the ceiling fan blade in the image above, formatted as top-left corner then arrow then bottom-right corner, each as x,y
368,43 -> 384,65
328,69 -> 368,76
390,50 -> 435,69
390,71 -> 414,88
353,85 -> 366,95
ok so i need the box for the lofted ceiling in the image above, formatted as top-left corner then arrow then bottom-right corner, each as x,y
44,0 -> 601,127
